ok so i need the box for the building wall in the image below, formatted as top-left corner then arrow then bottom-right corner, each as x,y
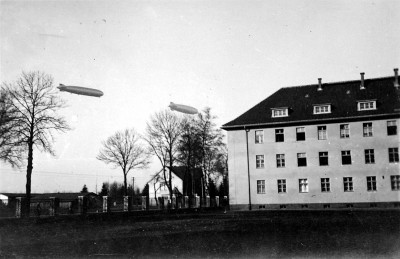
148,172 -> 183,199
227,118 -> 400,210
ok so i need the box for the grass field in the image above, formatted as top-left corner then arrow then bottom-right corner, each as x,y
1,209 -> 399,258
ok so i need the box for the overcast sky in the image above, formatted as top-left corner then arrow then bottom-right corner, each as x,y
1,0 -> 399,193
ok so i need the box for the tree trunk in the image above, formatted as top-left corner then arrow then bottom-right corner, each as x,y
123,172 -> 128,196
25,141 -> 33,217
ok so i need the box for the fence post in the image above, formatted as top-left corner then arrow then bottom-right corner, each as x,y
215,196 -> 220,207
141,196 -> 147,211
172,195 -> 176,209
184,196 -> 189,209
49,197 -> 55,216
123,196 -> 132,212
78,196 -> 84,215
102,196 -> 108,212
195,195 -> 200,208
164,197 -> 169,210
206,196 -> 210,208
15,197 -> 23,218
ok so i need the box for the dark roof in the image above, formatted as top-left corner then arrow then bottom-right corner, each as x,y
169,166 -> 203,181
222,76 -> 400,130
146,166 -> 203,184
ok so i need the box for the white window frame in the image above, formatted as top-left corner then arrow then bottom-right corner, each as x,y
318,125 -> 327,140
367,176 -> 377,191
255,130 -> 264,144
389,148 -> 399,163
363,122 -> 373,137
276,154 -> 285,168
313,104 -> 331,114
256,155 -> 265,168
344,177 -> 353,192
387,120 -> 397,136
277,179 -> 286,193
299,179 -> 308,193
297,153 -> 307,167
321,178 -> 330,192
340,124 -> 350,138
296,127 -> 306,141
365,149 -> 375,164
357,100 -> 376,111
271,108 -> 288,118
391,175 -> 400,191
257,180 -> 265,194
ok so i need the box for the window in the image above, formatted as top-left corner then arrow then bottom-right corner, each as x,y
296,127 -> 305,141
297,153 -> 307,167
276,154 -> 285,168
256,155 -> 264,168
358,100 -> 376,111
340,124 -> 350,138
257,180 -> 265,194
343,177 -> 353,192
272,108 -> 288,118
318,126 -> 327,140
391,175 -> 400,191
367,176 -> 377,191
255,130 -> 264,144
277,179 -> 286,193
387,120 -> 397,136
363,123 -> 373,137
365,149 -> 375,164
299,179 -> 308,193
341,150 -> 352,165
275,129 -> 284,142
321,178 -> 330,192
313,104 -> 331,114
319,152 -> 329,166
389,148 -> 399,163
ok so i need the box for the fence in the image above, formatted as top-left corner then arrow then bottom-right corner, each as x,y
0,195 -> 228,218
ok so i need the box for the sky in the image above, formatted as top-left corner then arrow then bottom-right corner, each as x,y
1,0 -> 399,194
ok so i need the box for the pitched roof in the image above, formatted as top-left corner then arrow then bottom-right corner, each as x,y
222,75 -> 400,130
146,166 -> 203,185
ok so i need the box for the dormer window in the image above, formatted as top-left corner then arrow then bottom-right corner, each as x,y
271,108 -> 288,118
358,100 -> 376,111
313,104 -> 331,114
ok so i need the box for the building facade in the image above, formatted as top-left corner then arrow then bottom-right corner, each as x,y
222,69 -> 400,210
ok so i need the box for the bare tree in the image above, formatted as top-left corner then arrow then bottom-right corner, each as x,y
177,116 -> 202,196
0,88 -> 24,167
2,71 -> 70,216
144,110 -> 182,200
97,128 -> 150,196
196,107 -> 225,196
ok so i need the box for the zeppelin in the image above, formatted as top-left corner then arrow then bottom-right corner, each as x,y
57,84 -> 104,97
168,102 -> 198,115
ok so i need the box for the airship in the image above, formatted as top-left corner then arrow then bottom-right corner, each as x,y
57,84 -> 104,97
168,102 -> 198,115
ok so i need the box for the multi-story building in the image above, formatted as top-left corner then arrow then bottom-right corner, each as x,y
222,69 -> 400,210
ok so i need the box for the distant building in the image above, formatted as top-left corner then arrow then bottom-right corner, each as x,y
222,69 -> 400,210
147,166 -> 203,202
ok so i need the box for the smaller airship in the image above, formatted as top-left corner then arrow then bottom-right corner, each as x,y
57,84 -> 104,97
169,102 -> 198,115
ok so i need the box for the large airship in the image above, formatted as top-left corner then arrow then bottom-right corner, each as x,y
168,102 -> 198,115
57,84 -> 104,97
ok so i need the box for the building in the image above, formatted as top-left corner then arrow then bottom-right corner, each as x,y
147,166 -> 203,203
222,69 -> 400,210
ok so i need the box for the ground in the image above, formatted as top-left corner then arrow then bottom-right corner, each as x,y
0,209 -> 399,258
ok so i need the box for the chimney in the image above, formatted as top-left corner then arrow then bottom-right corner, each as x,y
317,78 -> 322,91
360,72 -> 365,90
394,68 -> 399,88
